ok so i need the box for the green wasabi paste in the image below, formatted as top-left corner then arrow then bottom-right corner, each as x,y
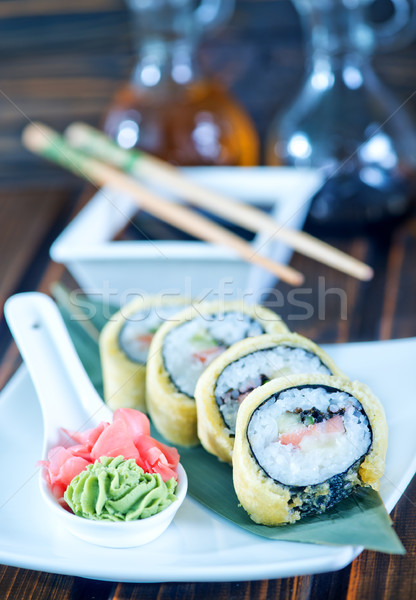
64,456 -> 177,521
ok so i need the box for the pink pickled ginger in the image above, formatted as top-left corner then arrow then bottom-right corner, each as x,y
40,408 -> 180,499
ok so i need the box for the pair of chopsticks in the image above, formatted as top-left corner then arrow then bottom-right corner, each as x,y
22,122 -> 373,285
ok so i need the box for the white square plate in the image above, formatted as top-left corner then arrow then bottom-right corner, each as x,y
0,336 -> 414,582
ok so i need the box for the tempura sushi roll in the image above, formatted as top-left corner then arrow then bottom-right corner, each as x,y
195,333 -> 346,464
233,374 -> 387,525
146,301 -> 288,446
99,295 -> 188,412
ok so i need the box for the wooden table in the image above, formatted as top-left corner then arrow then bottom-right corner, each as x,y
0,0 -> 416,597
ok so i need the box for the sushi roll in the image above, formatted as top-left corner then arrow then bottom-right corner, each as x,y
232,374 -> 387,525
99,295 -> 188,412
146,301 -> 288,446
195,332 -> 346,464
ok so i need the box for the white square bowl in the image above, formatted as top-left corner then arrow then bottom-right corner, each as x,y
50,167 -> 322,304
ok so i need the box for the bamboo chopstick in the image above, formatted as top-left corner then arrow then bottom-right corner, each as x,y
22,123 -> 304,286
65,122 -> 374,282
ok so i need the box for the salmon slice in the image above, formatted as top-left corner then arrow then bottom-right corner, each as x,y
192,346 -> 224,364
136,334 -> 154,346
279,414 -> 345,447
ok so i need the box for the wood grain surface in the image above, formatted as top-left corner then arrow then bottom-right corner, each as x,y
0,0 -> 416,598
0,0 -> 415,183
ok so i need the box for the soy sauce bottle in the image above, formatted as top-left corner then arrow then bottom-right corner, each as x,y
266,0 -> 416,231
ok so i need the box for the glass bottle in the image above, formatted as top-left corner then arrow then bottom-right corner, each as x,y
104,0 -> 259,166
266,0 -> 416,229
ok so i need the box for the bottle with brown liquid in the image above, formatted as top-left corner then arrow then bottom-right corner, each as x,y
104,0 -> 259,167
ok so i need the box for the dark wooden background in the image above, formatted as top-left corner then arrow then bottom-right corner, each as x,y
0,0 -> 416,186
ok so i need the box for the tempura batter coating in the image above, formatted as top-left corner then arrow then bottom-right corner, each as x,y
146,301 -> 288,447
233,373 -> 388,525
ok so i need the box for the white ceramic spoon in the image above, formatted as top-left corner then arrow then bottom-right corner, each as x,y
4,292 -> 187,548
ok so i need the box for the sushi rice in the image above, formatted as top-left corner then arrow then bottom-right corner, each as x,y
163,312 -> 265,398
232,374 -> 388,525
146,301 -> 288,446
195,332 -> 345,464
215,345 -> 332,433
120,304 -> 189,364
247,386 -> 371,487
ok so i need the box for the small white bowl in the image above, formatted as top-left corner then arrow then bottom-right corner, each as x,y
40,464 -> 187,548
50,168 -> 321,304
